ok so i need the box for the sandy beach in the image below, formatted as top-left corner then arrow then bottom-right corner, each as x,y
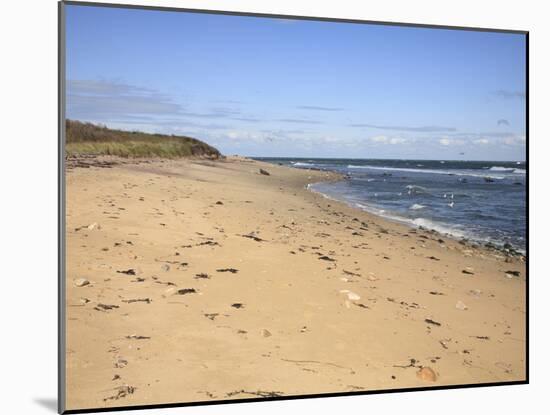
65,156 -> 526,410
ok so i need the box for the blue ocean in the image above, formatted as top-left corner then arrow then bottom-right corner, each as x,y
256,158 -> 527,253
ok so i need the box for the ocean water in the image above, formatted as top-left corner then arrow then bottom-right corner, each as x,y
256,158 -> 527,253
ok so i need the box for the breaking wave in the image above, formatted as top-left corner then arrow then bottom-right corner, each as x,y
347,164 -> 506,179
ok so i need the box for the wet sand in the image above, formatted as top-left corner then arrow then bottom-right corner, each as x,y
65,156 -> 526,410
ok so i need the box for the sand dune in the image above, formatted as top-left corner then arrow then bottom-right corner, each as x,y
65,156 -> 526,410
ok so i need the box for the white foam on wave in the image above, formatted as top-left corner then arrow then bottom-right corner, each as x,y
513,168 -> 526,174
307,180 -> 525,253
411,218 -> 468,239
405,184 -> 430,193
309,183 -> 493,246
292,162 -> 316,167
350,202 -> 468,239
346,164 -> 506,180
488,166 -> 515,172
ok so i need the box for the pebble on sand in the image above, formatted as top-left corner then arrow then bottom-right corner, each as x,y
163,287 -> 176,297
261,329 -> 272,338
505,270 -> 520,278
416,366 -> 437,382
340,290 -> 361,301
87,222 -> 100,230
74,278 -> 90,287
455,300 -> 468,310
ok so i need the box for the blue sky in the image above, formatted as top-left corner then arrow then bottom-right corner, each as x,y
66,5 -> 527,160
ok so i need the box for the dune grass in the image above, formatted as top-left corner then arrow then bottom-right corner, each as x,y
65,120 -> 221,159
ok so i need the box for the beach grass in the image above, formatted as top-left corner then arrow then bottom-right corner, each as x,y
65,120 -> 221,159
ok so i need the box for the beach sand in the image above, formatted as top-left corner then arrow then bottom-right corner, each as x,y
65,156 -> 526,410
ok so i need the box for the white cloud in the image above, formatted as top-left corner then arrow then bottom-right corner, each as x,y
370,135 -> 389,143
369,135 -> 407,145
439,137 -> 465,146
322,136 -> 345,143
502,135 -> 526,146
389,137 -> 407,145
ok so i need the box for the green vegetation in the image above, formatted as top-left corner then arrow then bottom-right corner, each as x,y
65,120 -> 221,159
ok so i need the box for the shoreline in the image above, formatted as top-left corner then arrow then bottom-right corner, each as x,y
289,163 -> 526,258
65,156 -> 526,410
305,179 -> 526,258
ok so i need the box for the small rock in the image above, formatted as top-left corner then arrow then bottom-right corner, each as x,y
121,298 -> 151,304
95,303 -> 119,311
163,287 -> 176,296
347,292 -> 361,301
455,300 -> 468,310
104,385 -> 135,401
194,273 -> 210,279
161,264 -> 170,272
126,334 -> 150,340
74,278 -> 90,287
261,329 -> 272,338
216,268 -> 239,273
117,269 -> 137,276
259,168 -> 270,176
87,222 -> 100,230
416,366 -> 437,382
340,289 -> 360,301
